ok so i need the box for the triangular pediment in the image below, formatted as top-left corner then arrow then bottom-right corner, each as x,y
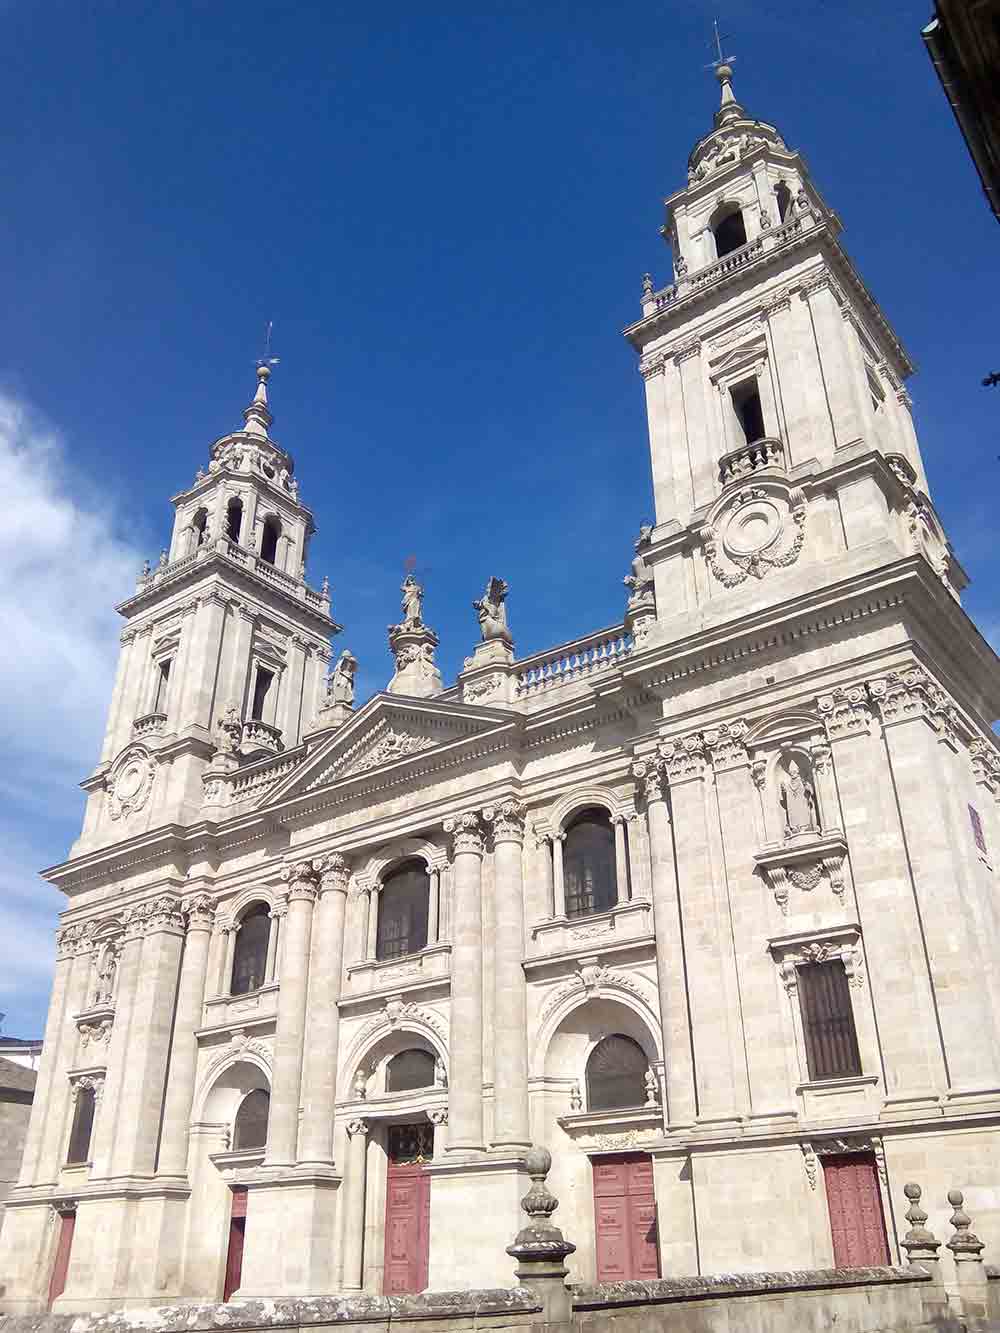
258,693 -> 518,808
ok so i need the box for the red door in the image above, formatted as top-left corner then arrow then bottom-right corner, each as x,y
383,1124 -> 432,1294
593,1154 -> 660,1283
223,1187 -> 247,1300
47,1211 -> 76,1308
823,1153 -> 890,1268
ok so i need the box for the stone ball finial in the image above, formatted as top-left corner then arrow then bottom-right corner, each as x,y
948,1188 -> 964,1208
257,364 -> 271,382
904,1182 -> 922,1203
525,1145 -> 551,1180
947,1188 -> 984,1258
716,62 -> 733,83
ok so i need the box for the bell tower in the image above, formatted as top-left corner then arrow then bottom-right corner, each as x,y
75,366 -> 339,854
626,62 -> 962,630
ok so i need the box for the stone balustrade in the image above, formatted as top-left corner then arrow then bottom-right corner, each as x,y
515,626 -> 633,698
644,214 -> 807,314
132,541 -> 330,613
131,712 -> 167,739
240,718 -> 284,756
718,436 -> 786,485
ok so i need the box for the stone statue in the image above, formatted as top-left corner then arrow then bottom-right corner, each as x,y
644,1068 -> 659,1106
624,525 -> 654,601
216,702 -> 243,756
473,576 -> 510,641
780,758 -> 819,835
401,573 -> 423,626
327,650 -> 357,706
434,1057 -> 447,1088
353,1067 -> 367,1101
94,945 -> 118,1005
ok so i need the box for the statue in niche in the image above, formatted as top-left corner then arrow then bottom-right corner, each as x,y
353,1067 -> 368,1101
434,1057 -> 447,1088
780,758 -> 819,836
400,573 -> 423,626
644,1068 -> 659,1106
94,944 -> 118,1005
624,525 -> 654,603
473,576 -> 510,641
326,649 -> 358,706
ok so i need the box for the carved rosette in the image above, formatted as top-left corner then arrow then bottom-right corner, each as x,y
631,758 -> 667,804
483,798 -> 526,844
443,812 -> 485,857
279,858 -> 324,902
183,893 -> 216,932
701,484 -> 806,588
318,852 -> 351,894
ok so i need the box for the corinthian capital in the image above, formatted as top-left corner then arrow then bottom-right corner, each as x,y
631,758 -> 667,803
443,812 -> 485,856
318,852 -> 352,894
279,859 -> 324,901
483,798 -> 527,843
658,733 -> 709,783
703,719 -> 749,770
183,893 -> 216,931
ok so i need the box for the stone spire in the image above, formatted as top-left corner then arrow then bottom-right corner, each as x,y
713,60 -> 745,128
243,363 -> 274,439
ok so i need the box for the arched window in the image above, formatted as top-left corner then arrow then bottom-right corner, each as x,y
712,205 -> 747,258
377,860 -> 430,961
564,808 -> 616,919
192,508 -> 208,549
226,497 -> 243,544
386,1049 -> 435,1093
230,903 -> 270,995
232,1089 -> 270,1150
66,1085 -> 96,1164
586,1035 -> 649,1112
260,515 -> 281,565
775,181 -> 792,223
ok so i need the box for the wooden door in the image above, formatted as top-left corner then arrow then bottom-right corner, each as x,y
223,1187 -> 247,1300
823,1153 -> 890,1268
383,1124 -> 432,1294
47,1212 -> 75,1308
593,1154 -> 659,1283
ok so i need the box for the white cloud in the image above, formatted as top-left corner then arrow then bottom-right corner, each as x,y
0,391 -> 144,1035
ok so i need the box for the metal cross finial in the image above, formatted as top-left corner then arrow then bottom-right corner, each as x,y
706,18 -> 734,71
256,320 -> 280,370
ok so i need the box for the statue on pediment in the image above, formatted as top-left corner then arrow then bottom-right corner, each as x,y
327,650 -> 358,707
401,573 -> 423,626
474,576 -> 510,642
624,525 -> 654,603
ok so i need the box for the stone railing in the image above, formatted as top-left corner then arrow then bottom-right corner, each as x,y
230,751 -> 304,801
240,719 -> 284,757
131,712 -> 167,739
515,626 -> 633,698
131,539 -> 330,616
719,436 -> 785,485
254,558 -> 298,591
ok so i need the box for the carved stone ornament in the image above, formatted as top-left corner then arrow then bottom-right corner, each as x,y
687,124 -> 784,185
319,852 -> 351,893
473,576 -> 511,643
69,1071 -> 105,1103
427,1107 -> 448,1126
701,485 -> 806,588
703,719 -> 749,770
463,672 -> 505,703
970,737 -> 1000,796
346,1117 -> 370,1138
78,1018 -> 113,1050
801,1142 -> 818,1190
278,858 -> 324,901
658,734 -> 708,783
106,747 -> 155,820
773,929 -> 865,992
868,667 -> 959,747
817,685 -> 874,741
443,811 -> 485,856
631,758 -> 666,803
183,893 -> 216,931
483,798 -> 526,843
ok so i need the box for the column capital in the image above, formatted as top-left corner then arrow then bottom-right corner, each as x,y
279,858 -> 323,902
346,1117 -> 370,1138
631,757 -> 667,803
483,798 -> 527,844
317,852 -> 352,894
658,733 -> 709,784
443,811 -> 486,857
868,666 -> 957,743
69,1070 -> 106,1104
817,685 -> 876,741
183,892 -> 216,932
702,719 -> 749,770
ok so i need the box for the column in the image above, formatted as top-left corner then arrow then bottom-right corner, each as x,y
552,834 -> 566,918
632,760 -> 696,1126
157,895 -> 216,1178
485,801 -> 530,1149
340,1118 -> 369,1291
111,898 -> 186,1177
428,867 -> 441,944
540,835 -> 555,916
366,887 -> 380,960
613,816 -> 629,905
443,812 -> 486,1152
265,907 -> 281,981
298,855 -> 351,1165
221,922 -> 237,993
265,860 -> 319,1165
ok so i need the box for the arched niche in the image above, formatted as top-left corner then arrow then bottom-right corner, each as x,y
342,1010 -> 448,1102
542,996 -> 660,1102
197,1054 -> 271,1131
549,786 -> 628,834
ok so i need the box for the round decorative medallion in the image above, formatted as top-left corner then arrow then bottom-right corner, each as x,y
722,497 -> 782,558
701,484 -> 807,589
107,747 -> 154,821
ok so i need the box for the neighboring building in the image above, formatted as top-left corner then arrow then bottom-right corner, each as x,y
0,1057 -> 37,1224
923,0 -> 1000,223
0,1030 -> 44,1075
3,62 -> 1000,1316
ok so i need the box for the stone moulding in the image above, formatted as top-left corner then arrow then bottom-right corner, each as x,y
571,1265 -> 929,1310
754,832 -> 848,914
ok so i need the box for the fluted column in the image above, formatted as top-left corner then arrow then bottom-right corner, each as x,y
157,894 -> 216,1177
443,812 -> 486,1152
613,815 -> 629,904
298,855 -> 351,1166
552,833 -> 566,917
485,800 -> 530,1149
632,759 -> 696,1126
341,1118 -> 369,1291
265,859 -> 320,1165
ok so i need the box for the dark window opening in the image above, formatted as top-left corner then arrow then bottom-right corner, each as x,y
564,808 -> 616,919
775,181 -> 792,222
731,380 -> 766,445
192,508 -> 208,548
387,1121 -> 434,1164
153,658 -> 171,713
798,960 -> 862,1080
377,861 -> 430,961
586,1034 -> 649,1112
226,497 -> 243,544
233,1089 -> 270,1150
260,516 -> 281,565
713,207 -> 747,258
386,1049 -> 436,1093
66,1085 -> 95,1164
250,667 -> 274,722
231,903 -> 270,995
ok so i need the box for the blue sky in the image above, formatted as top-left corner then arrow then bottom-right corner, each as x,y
1,0 -> 997,1037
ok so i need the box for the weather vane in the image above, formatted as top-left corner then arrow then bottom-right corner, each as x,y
257,320 -> 280,370
705,18 -> 734,71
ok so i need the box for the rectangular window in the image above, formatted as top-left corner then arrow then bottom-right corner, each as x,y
798,960 -> 862,1080
730,379 -> 766,445
250,667 -> 274,721
66,1086 -> 96,1164
153,658 -> 171,712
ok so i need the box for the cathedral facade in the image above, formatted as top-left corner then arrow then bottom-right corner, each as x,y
4,66 -> 1000,1313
